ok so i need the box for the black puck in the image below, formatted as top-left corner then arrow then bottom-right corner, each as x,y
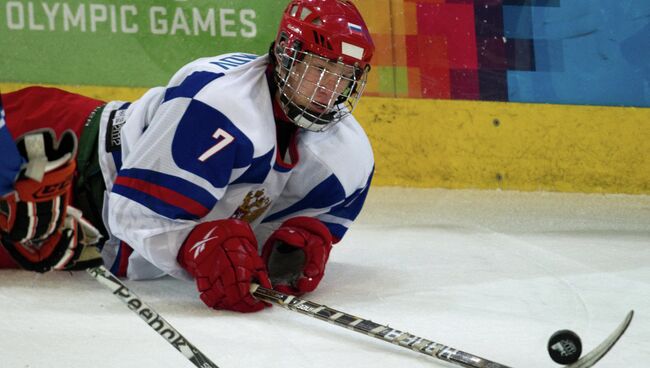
547,329 -> 582,365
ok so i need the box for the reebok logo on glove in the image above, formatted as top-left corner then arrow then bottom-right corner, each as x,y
178,219 -> 272,313
189,226 -> 221,259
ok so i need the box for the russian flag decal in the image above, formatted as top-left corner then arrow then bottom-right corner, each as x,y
348,22 -> 363,33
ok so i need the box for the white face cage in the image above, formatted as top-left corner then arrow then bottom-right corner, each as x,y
274,46 -> 369,132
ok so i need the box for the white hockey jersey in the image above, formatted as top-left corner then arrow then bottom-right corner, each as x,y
96,53 -> 374,280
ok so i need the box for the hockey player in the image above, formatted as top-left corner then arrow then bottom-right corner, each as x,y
0,0 -> 375,313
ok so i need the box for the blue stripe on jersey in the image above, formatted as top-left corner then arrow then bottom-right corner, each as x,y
230,148 -> 274,185
164,71 -> 224,102
325,169 -> 373,221
263,174 -> 346,223
112,150 -> 123,171
110,244 -> 124,274
113,169 -> 217,220
0,113 -> 23,196
112,183 -> 202,220
273,159 -> 293,173
320,169 -> 374,240
172,99 -> 254,188
321,222 -> 348,241
118,168 -> 217,211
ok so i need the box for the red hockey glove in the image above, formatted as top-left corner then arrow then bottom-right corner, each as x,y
178,219 -> 272,313
261,217 -> 333,295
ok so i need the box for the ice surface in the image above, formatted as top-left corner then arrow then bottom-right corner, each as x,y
1,188 -> 648,368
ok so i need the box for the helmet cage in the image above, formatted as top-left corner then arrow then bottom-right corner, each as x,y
274,42 -> 369,132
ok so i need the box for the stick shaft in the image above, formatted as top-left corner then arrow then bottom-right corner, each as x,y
251,284 -> 510,368
88,266 -> 219,368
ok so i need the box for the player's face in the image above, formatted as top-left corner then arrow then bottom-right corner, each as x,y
284,55 -> 355,113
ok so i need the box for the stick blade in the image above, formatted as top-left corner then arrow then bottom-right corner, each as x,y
566,310 -> 634,368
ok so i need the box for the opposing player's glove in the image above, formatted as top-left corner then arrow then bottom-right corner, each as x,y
178,219 -> 272,313
261,217 -> 333,295
0,131 -> 77,243
0,130 -> 103,272
1,206 -> 103,272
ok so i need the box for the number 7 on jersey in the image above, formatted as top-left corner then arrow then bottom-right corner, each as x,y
198,128 -> 234,162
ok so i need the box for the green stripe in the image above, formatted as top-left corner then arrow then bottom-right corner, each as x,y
0,0 -> 287,86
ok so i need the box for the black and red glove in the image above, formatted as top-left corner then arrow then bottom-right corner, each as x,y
178,219 -> 272,313
0,131 -> 103,272
261,217 -> 333,295
0,131 -> 76,243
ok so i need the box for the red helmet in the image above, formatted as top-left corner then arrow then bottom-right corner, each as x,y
272,0 -> 375,132
276,0 -> 374,69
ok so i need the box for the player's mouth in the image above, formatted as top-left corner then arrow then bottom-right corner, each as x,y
309,104 -> 328,113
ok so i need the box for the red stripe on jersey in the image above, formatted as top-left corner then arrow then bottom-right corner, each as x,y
114,176 -> 210,218
116,241 -> 133,277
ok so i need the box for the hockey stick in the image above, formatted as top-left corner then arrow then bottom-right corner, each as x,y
87,265 -> 219,368
251,284 -> 633,368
